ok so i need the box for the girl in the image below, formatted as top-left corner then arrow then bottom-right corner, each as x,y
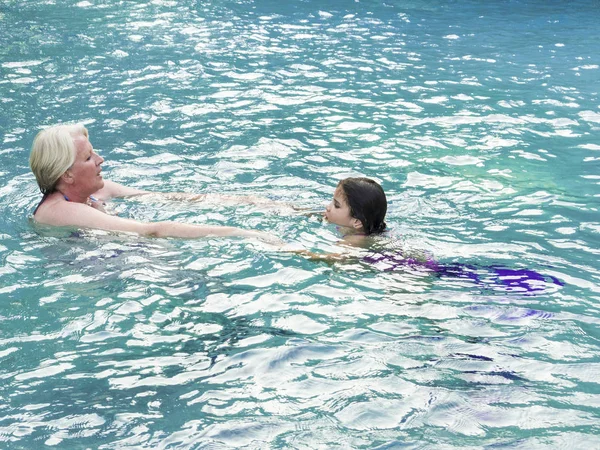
309,177 -> 563,293
324,177 -> 388,245
319,177 -> 436,268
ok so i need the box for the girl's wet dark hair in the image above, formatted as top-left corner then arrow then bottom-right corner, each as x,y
338,177 -> 387,235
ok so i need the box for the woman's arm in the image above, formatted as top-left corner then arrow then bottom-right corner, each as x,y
94,180 -> 150,200
36,201 -> 281,243
95,180 -> 305,213
143,192 -> 303,213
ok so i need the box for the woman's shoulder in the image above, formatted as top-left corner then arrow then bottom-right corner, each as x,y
32,193 -> 91,225
32,192 -> 63,221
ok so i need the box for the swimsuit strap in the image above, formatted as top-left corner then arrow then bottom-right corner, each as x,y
64,194 -> 98,203
34,193 -> 100,216
32,193 -> 49,216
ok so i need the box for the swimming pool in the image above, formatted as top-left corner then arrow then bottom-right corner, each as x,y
1,0 -> 599,447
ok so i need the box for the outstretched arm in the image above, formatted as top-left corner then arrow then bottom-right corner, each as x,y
95,180 -> 307,213
286,234 -> 368,262
37,200 -> 281,243
291,248 -> 350,263
94,180 -> 150,200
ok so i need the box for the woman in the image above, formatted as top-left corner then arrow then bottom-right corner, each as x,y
29,123 -> 279,242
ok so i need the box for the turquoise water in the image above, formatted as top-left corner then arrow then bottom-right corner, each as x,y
1,0 -> 600,448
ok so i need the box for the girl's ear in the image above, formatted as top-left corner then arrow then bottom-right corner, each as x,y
351,217 -> 363,230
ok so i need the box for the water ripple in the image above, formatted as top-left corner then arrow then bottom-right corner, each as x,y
1,0 -> 600,448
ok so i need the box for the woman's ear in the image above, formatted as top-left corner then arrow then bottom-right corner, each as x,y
60,170 -> 74,185
351,217 -> 363,230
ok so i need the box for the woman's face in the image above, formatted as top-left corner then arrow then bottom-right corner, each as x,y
68,135 -> 105,194
324,187 -> 361,230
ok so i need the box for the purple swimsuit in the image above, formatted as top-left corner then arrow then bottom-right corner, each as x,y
362,251 -> 563,294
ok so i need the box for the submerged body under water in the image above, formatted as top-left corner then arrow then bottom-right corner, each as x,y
363,250 -> 564,295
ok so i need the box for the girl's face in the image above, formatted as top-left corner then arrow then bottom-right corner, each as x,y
325,187 -> 362,230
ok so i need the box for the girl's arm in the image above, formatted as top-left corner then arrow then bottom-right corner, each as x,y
292,248 -> 350,262
288,234 -> 368,262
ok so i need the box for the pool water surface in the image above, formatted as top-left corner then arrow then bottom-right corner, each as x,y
0,0 -> 599,448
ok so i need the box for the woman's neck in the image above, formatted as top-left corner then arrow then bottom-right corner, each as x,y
56,188 -> 91,204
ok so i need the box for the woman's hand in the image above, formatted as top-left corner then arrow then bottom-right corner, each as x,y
240,230 -> 285,246
89,198 -> 107,213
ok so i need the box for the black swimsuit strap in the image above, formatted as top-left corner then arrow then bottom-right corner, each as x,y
32,193 -> 49,216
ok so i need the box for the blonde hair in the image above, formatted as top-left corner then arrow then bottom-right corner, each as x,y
30,124 -> 89,194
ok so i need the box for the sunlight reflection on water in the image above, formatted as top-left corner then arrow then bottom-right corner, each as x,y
1,0 -> 600,448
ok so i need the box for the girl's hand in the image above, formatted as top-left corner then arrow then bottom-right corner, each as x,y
281,246 -> 348,262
